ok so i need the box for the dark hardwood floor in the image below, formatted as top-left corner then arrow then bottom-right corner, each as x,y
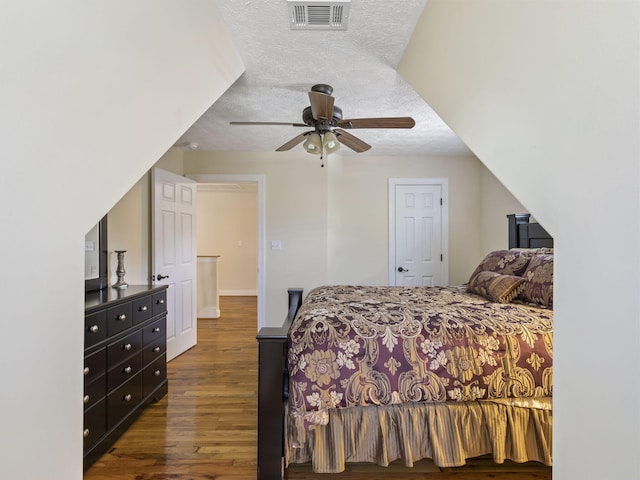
84,296 -> 551,480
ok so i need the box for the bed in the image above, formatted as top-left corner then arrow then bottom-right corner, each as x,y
256,213 -> 553,479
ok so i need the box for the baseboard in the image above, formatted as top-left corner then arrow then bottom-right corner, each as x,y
220,290 -> 257,296
197,307 -> 220,318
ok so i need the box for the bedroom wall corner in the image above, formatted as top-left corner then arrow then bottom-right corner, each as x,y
399,2 -> 640,479
0,2 -> 242,478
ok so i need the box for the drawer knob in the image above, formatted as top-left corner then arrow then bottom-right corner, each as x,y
153,369 -> 161,376
89,325 -> 99,333
83,367 -> 90,376
157,299 -> 165,305
123,366 -> 132,374
83,429 -> 90,438
117,314 -> 127,321
123,343 -> 132,351
153,327 -> 161,333
123,394 -> 132,402
83,395 -> 90,404
153,346 -> 161,353
140,306 -> 148,312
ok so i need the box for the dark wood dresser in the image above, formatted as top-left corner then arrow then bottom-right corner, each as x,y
83,285 -> 168,468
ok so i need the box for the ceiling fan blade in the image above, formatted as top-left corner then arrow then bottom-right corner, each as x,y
336,117 -> 416,129
230,121 -> 308,127
334,129 -> 371,153
308,92 -> 335,121
275,132 -> 310,152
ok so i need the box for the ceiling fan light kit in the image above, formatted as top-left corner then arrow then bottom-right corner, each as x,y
230,83 -> 415,164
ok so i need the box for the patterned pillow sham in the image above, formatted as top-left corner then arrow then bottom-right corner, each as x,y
519,253 -> 554,306
469,249 -> 532,282
511,247 -> 554,255
467,271 -> 526,303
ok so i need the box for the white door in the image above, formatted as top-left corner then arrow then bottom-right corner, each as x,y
389,180 -> 447,287
152,167 -> 197,361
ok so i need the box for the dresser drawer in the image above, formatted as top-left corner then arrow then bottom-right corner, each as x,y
132,296 -> 153,325
143,354 -> 167,398
83,398 -> 106,451
142,317 -> 166,346
107,374 -> 142,430
142,318 -> 166,361
107,330 -> 142,367
84,375 -> 106,411
107,352 -> 142,393
85,310 -> 107,348
143,343 -> 165,366
152,290 -> 167,316
84,348 -> 106,385
107,302 -> 133,336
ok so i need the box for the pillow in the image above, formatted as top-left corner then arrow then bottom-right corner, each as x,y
511,247 -> 554,255
469,250 -> 532,282
468,271 -> 526,303
519,254 -> 554,306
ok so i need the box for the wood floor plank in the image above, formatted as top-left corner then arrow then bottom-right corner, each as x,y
84,296 -> 552,480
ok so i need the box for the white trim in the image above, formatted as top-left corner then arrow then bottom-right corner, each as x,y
388,178 -> 449,286
219,290 -> 258,296
188,174 -> 266,330
197,256 -> 221,263
197,307 -> 221,318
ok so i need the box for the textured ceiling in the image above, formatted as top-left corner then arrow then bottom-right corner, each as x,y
175,0 -> 472,157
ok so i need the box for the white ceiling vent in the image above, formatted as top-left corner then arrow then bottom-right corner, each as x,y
287,0 -> 350,30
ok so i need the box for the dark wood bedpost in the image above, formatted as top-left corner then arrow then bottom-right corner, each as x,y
507,213 -> 553,249
507,213 -> 531,249
256,288 -> 303,480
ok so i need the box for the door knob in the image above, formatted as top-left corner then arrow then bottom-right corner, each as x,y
397,267 -> 409,272
156,274 -> 170,280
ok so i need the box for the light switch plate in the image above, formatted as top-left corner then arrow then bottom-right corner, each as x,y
271,240 -> 282,250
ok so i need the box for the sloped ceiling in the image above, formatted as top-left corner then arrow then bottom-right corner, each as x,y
175,0 -> 472,157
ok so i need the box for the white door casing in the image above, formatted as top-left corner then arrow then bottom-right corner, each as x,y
389,179 -> 448,286
152,167 -> 197,361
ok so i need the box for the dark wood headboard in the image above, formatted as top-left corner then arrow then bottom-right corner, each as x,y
507,213 -> 553,249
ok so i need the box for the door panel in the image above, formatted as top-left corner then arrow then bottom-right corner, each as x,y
393,183 -> 443,287
152,168 -> 197,361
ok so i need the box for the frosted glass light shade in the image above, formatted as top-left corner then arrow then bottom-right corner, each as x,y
322,131 -> 340,153
303,132 -> 322,154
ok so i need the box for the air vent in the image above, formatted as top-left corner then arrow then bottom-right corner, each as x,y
287,0 -> 350,30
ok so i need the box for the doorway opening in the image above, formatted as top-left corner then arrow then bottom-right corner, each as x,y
189,174 -> 266,330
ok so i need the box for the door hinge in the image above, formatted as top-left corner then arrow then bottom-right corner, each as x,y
440,254 -> 443,261
440,198 -> 443,206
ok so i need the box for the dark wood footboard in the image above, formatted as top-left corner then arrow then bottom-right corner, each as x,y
256,288 -> 303,480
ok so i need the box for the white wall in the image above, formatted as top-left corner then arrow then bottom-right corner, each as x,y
399,2 -> 640,479
107,173 -> 151,284
0,2 -> 243,478
479,168 -> 527,255
184,150 -> 522,325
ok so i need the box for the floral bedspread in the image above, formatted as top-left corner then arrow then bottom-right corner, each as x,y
287,285 -> 553,425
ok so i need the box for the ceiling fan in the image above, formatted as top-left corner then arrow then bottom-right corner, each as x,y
230,84 -> 415,157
